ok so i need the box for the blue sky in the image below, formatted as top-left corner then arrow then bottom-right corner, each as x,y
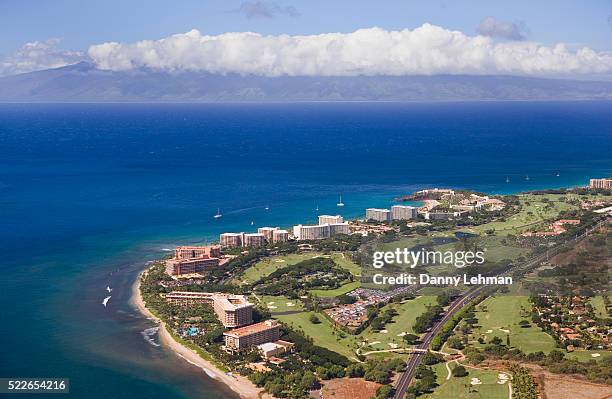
2,0 -> 611,54
1,1 -> 611,78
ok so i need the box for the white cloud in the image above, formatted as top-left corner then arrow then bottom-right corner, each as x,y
477,17 -> 525,41
87,24 -> 612,77
234,1 -> 299,19
0,38 -> 86,76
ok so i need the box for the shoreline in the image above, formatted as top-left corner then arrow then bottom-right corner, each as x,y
131,267 -> 263,399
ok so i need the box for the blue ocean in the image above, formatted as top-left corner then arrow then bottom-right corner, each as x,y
0,102 -> 610,398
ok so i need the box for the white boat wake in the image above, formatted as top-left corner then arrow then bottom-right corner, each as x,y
106,286 -> 113,293
102,296 -> 111,307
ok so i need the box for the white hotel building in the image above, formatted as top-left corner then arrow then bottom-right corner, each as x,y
293,222 -> 350,240
391,205 -> 417,220
318,215 -> 344,225
366,208 -> 391,222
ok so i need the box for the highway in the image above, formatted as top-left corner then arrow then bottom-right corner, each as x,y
391,216 -> 609,399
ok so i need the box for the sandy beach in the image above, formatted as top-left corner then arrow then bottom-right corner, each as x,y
131,269 -> 263,399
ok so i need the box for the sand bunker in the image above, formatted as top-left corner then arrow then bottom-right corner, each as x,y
388,343 -> 399,348
379,330 -> 388,334
370,341 -> 381,345
497,373 -> 509,384
591,353 -> 601,357
397,332 -> 407,337
486,330 -> 493,333
470,378 -> 482,385
268,305 -> 277,309
286,302 -> 295,307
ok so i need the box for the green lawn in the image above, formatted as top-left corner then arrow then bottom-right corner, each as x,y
310,281 -> 361,298
254,295 -> 304,313
590,296 -> 609,319
471,295 -> 557,354
274,310 -> 359,360
565,350 -> 612,363
471,194 -> 576,236
237,252 -> 362,284
423,363 -> 509,399
359,296 -> 437,351
238,253 -> 320,284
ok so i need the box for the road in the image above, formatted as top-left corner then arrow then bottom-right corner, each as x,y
392,216 -> 609,399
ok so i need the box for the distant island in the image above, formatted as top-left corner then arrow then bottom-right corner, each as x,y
2,62 -> 612,102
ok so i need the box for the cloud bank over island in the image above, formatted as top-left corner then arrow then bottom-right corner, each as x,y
0,39 -> 86,76
87,24 -> 612,77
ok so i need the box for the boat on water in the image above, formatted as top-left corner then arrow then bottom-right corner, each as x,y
556,172 -> 560,177
250,221 -> 254,226
525,175 -> 530,181
102,296 -> 111,307
214,208 -> 222,219
506,176 -> 510,183
337,195 -> 344,207
106,286 -> 112,293
264,205 -> 270,210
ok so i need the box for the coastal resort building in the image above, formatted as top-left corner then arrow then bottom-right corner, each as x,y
271,229 -> 289,243
292,222 -> 350,240
590,178 -> 612,190
243,233 -> 266,247
220,232 -> 244,248
165,292 -> 253,328
391,205 -> 417,220
174,245 -> 221,260
257,340 -> 294,360
223,319 -> 281,353
366,208 -> 391,222
318,215 -> 344,225
258,227 -> 279,241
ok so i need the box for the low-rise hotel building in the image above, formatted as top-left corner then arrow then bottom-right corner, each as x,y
223,320 -> 281,352
590,178 -> 612,190
391,205 -> 417,220
366,208 -> 391,222
165,292 -> 253,327
293,222 -> 350,240
318,215 -> 344,225
257,340 -> 294,359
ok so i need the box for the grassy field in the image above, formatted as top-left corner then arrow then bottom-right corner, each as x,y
254,295 -> 304,313
565,350 -> 612,363
471,194 -> 576,236
359,296 -> 437,351
310,281 -> 361,298
274,310 -> 359,359
590,296 -> 609,319
423,363 -> 509,399
237,252 -> 361,284
471,295 -> 557,354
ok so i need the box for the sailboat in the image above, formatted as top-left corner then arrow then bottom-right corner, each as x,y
316,204 -> 319,211
250,221 -> 254,226
556,172 -> 560,177
214,208 -> 222,219
525,175 -> 530,181
337,195 -> 345,207
506,176 -> 510,183
264,205 -> 270,211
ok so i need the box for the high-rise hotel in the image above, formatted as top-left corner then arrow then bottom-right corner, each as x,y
590,178 -> 612,190
293,221 -> 350,240
165,292 -> 253,328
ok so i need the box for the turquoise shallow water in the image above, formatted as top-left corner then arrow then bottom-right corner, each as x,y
0,102 -> 610,398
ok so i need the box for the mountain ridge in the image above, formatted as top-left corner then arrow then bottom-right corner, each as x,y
1,62 -> 611,102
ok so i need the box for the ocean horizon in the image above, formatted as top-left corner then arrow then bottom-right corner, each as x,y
1,102 -> 610,398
